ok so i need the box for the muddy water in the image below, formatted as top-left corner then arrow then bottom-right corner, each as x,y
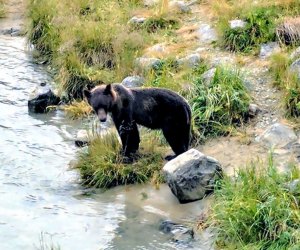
0,36 -> 212,249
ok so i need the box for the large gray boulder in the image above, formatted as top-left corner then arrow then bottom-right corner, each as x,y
177,53 -> 201,68
121,76 -> 145,88
259,42 -> 281,59
196,24 -> 218,44
163,149 -> 223,203
135,57 -> 161,71
28,83 -> 60,113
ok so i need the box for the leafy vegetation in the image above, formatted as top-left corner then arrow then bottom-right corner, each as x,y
75,131 -> 166,188
191,66 -> 250,140
211,156 -> 300,249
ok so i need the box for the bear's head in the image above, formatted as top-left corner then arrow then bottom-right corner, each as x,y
84,84 -> 116,122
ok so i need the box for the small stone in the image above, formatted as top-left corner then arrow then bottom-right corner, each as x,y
197,24 -> 218,44
289,58 -> 300,79
248,103 -> 260,117
290,46 -> 300,60
259,42 -> 281,59
201,68 -> 216,86
121,76 -> 145,88
135,57 -> 161,71
177,53 -> 201,68
229,19 -> 247,29
128,16 -> 147,25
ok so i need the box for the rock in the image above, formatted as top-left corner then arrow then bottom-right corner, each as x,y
229,19 -> 247,29
248,103 -> 260,117
169,1 -> 191,13
121,76 -> 145,88
128,16 -> 147,25
177,53 -> 201,68
201,68 -> 216,86
0,28 -> 22,36
196,24 -> 218,44
145,43 -> 167,56
259,42 -> 281,59
28,83 -> 60,113
135,57 -> 161,71
159,220 -> 194,243
163,149 -> 223,203
257,123 -> 297,148
289,58 -> 300,79
290,47 -> 300,60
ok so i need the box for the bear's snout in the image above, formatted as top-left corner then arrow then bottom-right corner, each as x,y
97,109 -> 107,122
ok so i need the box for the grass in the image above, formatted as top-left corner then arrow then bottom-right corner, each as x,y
0,0 -> 5,18
75,130 -> 166,188
190,66 -> 250,140
209,0 -> 300,53
270,52 -> 300,117
27,0 -> 182,100
210,156 -> 300,249
62,100 -> 92,119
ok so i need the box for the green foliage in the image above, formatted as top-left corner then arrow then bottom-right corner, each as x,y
270,52 -> 300,117
223,7 -> 277,53
141,15 -> 179,33
75,132 -> 166,188
211,157 -> 300,249
191,66 -> 250,139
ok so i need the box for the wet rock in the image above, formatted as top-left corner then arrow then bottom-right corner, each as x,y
229,19 -> 247,29
0,28 -> 22,36
248,103 -> 260,117
257,123 -> 297,148
201,68 -> 216,86
28,83 -> 60,113
289,58 -> 300,79
159,220 -> 194,243
169,1 -> 191,13
122,76 -> 145,88
129,16 -> 147,25
135,57 -> 161,71
163,149 -> 223,203
177,53 -> 201,68
259,42 -> 281,59
196,24 -> 218,44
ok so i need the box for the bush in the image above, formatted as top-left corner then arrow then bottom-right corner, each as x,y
223,7 -> 277,53
75,131 -> 166,188
191,66 -> 250,139
211,157 -> 300,249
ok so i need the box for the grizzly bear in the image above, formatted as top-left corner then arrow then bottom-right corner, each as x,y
84,83 -> 191,161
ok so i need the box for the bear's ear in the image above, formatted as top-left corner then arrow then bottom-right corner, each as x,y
83,89 -> 91,103
104,84 -> 112,95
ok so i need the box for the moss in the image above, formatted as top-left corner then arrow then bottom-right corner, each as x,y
75,131 -> 166,189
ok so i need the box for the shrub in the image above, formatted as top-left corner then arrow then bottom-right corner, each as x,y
75,131 -> 166,188
211,157 -> 300,249
191,66 -> 250,139
223,7 -> 277,53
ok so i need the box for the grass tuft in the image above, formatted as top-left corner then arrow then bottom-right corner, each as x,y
211,156 -> 300,249
75,131 -> 166,189
0,0 -> 5,18
190,66 -> 250,140
62,100 -> 92,119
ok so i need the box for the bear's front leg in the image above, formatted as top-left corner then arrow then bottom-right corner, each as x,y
118,120 -> 140,162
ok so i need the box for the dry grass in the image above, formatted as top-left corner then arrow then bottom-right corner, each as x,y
62,100 -> 92,119
277,17 -> 300,46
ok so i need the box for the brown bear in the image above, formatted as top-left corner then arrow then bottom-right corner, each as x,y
84,83 -> 191,161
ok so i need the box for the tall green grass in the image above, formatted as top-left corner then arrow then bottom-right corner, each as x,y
75,131 -> 166,188
270,52 -> 300,117
191,66 -> 250,140
211,156 -> 300,249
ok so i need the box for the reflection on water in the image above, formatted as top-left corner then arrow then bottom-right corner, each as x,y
0,35 -> 213,249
